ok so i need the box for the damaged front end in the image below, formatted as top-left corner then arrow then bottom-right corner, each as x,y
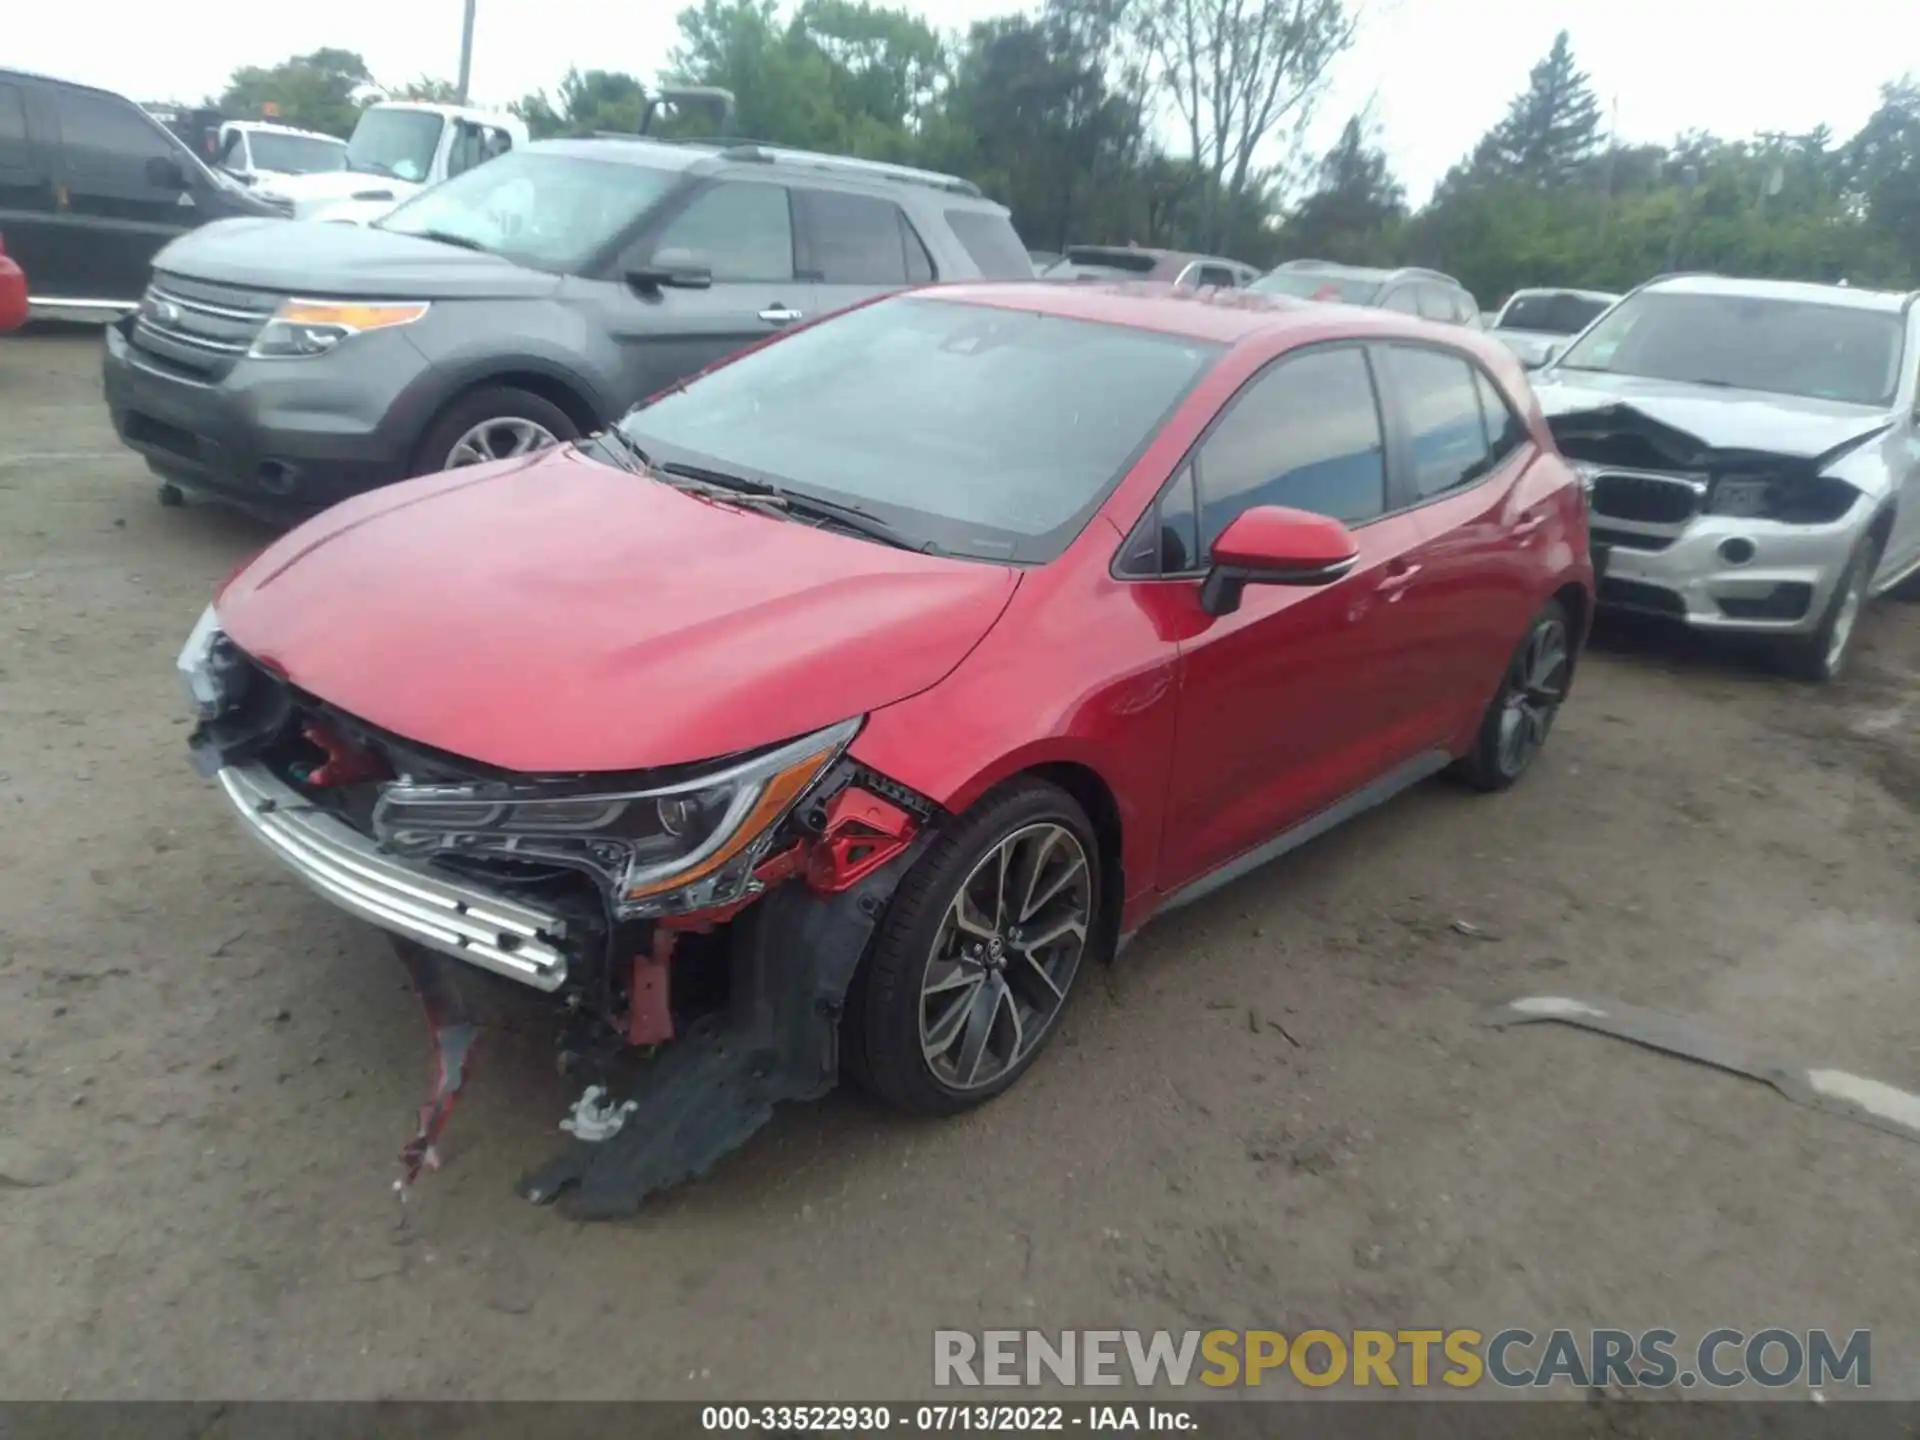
1544,401 -> 1885,632
180,610 -> 934,1217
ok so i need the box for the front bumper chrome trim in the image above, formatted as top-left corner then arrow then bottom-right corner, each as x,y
216,763 -> 569,991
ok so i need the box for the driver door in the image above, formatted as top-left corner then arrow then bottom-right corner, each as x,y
601,176 -> 820,407
1157,344 -> 1434,889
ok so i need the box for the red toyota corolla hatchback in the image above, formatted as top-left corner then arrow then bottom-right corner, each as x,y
180,282 -> 1594,1215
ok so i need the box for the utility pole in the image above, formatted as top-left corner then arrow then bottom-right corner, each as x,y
457,0 -> 477,103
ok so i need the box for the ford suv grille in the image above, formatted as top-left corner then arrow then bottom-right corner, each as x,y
130,274 -> 281,382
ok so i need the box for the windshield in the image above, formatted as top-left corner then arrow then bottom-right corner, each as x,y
346,108 -> 444,182
1554,291 -> 1905,407
378,151 -> 681,270
620,296 -> 1221,562
246,130 -> 347,175
1249,269 -> 1382,303
1498,292 -> 1614,335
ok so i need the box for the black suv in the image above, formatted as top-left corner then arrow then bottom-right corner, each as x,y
0,69 -> 281,315
102,135 -> 1033,516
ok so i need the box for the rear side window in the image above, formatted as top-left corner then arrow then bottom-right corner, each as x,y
795,188 -> 928,285
1195,264 -> 1238,288
1382,345 -> 1495,499
1380,287 -> 1420,315
0,82 -> 30,165
903,213 -> 936,282
944,208 -> 1033,279
1416,284 -> 1457,322
1195,346 -> 1388,546
654,179 -> 793,282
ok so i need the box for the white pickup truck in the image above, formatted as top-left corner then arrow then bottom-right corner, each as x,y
212,121 -> 348,189
255,101 -> 529,223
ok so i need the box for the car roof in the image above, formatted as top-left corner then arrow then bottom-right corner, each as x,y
917,279 -> 1509,353
528,134 -> 1000,205
1505,286 -> 1619,304
227,120 -> 345,142
1642,273 -> 1913,313
1276,259 -> 1466,289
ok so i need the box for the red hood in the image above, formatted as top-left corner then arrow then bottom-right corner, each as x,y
216,449 -> 1021,773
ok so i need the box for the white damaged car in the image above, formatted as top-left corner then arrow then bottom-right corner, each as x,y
1535,274 -> 1920,682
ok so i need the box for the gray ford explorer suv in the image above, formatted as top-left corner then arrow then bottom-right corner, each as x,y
101,136 -> 1033,516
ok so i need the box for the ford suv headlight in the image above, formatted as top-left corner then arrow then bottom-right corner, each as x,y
371,717 -> 861,917
250,299 -> 429,359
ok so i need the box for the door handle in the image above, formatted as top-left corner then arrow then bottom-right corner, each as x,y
758,306 -> 803,325
1375,562 -> 1423,599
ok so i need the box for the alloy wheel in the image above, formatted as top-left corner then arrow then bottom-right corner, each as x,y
444,417 -> 559,469
918,822 -> 1093,1093
1496,615 -> 1570,778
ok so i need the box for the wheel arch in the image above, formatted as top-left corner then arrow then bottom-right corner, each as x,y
401,358 -> 611,470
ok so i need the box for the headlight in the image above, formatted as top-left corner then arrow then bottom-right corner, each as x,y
371,717 -> 862,917
249,298 -> 429,359
1705,473 -> 1860,526
176,603 -> 249,719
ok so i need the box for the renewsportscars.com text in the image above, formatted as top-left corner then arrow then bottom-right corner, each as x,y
933,1328 -> 1872,1391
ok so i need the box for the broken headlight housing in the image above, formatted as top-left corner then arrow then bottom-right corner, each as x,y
371,717 -> 861,917
176,603 -> 251,719
1705,473 -> 1861,526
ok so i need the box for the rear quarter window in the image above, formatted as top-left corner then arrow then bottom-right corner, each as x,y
944,208 -> 1034,279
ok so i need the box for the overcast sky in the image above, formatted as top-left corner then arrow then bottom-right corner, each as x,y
13,0 -> 1917,203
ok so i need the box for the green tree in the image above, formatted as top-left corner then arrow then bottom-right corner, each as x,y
1463,30 -> 1602,187
388,77 -> 462,104
218,49 -> 374,137
1279,110 -> 1406,264
1846,76 -> 1920,272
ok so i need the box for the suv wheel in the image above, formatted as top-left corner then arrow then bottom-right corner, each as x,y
1779,530 -> 1879,684
842,779 -> 1099,1117
414,386 -> 581,477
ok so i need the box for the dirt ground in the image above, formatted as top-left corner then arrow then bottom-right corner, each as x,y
1,328 -> 1916,1403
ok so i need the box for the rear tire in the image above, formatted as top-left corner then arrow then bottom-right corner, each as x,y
412,386 -> 580,477
844,779 -> 1099,1117
1456,599 -> 1572,793
1778,531 -> 1878,684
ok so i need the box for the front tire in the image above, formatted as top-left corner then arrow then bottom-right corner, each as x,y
1457,599 -> 1572,792
844,779 -> 1099,1117
412,386 -> 579,477
1778,532 -> 1877,684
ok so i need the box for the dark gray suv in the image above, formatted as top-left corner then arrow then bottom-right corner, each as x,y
101,136 -> 1032,515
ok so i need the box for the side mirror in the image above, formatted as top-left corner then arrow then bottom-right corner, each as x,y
628,247 -> 713,293
147,155 -> 190,192
1199,506 -> 1359,616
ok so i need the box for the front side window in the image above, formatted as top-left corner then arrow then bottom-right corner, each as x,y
378,151 -> 680,271
1555,290 -> 1905,408
652,179 -> 793,282
1382,345 -> 1496,500
345,108 -> 443,183
53,90 -> 179,194
622,296 -> 1221,562
1194,346 -> 1388,548
215,130 -> 249,171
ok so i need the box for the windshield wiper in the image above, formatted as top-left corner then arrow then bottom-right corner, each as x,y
657,462 -> 927,552
594,428 -> 655,475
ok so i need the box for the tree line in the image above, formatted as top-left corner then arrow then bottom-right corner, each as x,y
206,4 -> 1920,306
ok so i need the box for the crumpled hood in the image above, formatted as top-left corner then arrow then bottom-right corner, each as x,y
1533,371 -> 1893,462
215,448 -> 1021,774
156,218 -> 558,299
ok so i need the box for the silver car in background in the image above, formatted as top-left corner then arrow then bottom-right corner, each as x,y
1534,274 -> 1920,682
1488,286 -> 1620,368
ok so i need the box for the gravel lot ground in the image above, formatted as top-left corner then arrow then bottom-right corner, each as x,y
1,329 -> 1916,1402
